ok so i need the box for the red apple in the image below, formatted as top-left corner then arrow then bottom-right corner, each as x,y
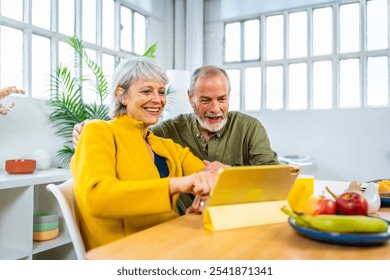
335,191 -> 368,215
304,195 -> 337,216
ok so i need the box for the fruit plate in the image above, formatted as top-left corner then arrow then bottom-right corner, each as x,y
288,217 -> 390,246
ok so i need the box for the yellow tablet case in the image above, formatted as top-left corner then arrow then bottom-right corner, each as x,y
202,164 -> 300,231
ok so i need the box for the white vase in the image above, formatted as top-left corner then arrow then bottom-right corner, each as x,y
363,182 -> 381,214
32,149 -> 52,170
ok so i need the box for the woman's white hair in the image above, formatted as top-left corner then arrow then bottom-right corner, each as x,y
109,56 -> 169,118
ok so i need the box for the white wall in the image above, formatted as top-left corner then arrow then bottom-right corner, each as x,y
253,109 -> 390,182
0,97 -> 63,170
203,0 -> 390,182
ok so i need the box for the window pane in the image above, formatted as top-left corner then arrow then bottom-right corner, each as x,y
1,0 -> 23,21
59,40 -> 75,78
288,63 -> 307,110
289,11 -> 307,58
367,0 -> 388,50
225,22 -> 240,62
244,67 -> 261,110
0,27 -> 23,89
313,60 -> 332,109
82,0 -> 96,43
32,35 -> 51,99
134,12 -> 146,55
225,69 -> 240,111
266,15 -> 284,60
121,6 -> 133,52
32,0 -> 51,29
102,54 -> 116,105
59,0 -> 75,36
339,58 -> 360,108
244,20 -> 260,60
367,56 -> 388,106
266,66 -> 283,110
102,0 -> 115,49
82,49 -> 97,104
340,3 -> 359,53
313,7 -> 332,56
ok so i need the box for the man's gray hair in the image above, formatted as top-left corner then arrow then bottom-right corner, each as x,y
110,56 -> 169,117
188,65 -> 231,96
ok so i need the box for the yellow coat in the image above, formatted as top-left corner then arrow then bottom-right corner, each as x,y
70,115 -> 205,250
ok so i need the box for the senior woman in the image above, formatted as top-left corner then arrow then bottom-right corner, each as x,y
71,57 -> 221,250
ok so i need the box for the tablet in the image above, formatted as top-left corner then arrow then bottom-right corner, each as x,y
206,164 -> 300,207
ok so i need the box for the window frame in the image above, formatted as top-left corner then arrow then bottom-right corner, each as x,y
223,0 -> 390,112
0,0 -> 149,101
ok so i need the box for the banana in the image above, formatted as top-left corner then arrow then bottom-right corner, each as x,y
281,206 -> 389,233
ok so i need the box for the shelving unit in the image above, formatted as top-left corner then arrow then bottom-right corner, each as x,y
0,168 -> 73,260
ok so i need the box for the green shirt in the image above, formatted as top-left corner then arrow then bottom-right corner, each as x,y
151,111 -> 279,166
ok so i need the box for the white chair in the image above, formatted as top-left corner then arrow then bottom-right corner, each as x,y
46,178 -> 86,260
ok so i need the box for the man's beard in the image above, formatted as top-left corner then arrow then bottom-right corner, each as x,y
194,110 -> 227,133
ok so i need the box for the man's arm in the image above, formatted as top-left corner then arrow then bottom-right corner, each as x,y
247,120 -> 279,165
72,119 -> 91,149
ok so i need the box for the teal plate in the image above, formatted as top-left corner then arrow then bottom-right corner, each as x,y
288,217 -> 390,246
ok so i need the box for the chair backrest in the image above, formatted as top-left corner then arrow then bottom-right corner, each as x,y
46,178 -> 86,260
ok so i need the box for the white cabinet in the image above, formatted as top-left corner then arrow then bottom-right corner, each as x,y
0,168 -> 73,260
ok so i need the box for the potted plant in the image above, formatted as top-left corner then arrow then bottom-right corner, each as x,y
47,36 -> 157,166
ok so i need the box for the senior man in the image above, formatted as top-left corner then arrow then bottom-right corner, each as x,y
73,65 -> 279,214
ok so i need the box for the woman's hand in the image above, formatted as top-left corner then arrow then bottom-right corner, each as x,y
169,171 -> 216,197
186,194 -> 209,214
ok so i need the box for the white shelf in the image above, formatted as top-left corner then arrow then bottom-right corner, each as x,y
0,245 -> 30,260
0,168 -> 72,259
0,168 -> 71,189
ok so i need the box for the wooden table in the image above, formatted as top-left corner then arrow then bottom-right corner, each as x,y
86,180 -> 390,260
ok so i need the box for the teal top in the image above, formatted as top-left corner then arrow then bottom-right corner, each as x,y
154,152 -> 169,178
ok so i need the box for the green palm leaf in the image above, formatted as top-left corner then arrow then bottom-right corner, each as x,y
143,42 -> 158,59
69,36 -> 109,104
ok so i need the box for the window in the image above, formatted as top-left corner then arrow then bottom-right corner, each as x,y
266,15 -> 283,60
265,66 -> 283,110
121,7 -> 147,55
313,7 -> 333,56
31,35 -> 51,99
59,0 -> 75,36
313,60 -> 332,109
225,69 -> 241,111
223,0 -> 389,111
244,67 -> 261,111
288,63 -> 307,110
339,58 -> 360,108
32,0 -> 51,30
225,19 -> 260,62
82,0 -> 97,44
0,0 -> 148,100
0,26 -> 23,88
340,3 -> 360,53
366,0 -> 388,51
289,11 -> 308,58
